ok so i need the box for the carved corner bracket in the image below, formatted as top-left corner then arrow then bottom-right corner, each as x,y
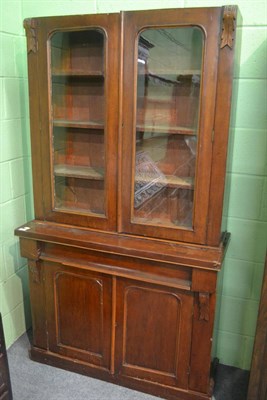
19,237 -> 42,284
220,5 -> 237,50
28,259 -> 42,284
198,292 -> 210,322
24,18 -> 38,54
29,244 -> 42,284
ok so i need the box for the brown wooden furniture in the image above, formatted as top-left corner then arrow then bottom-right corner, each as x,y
247,254 -> 267,400
0,314 -> 13,400
16,6 -> 240,400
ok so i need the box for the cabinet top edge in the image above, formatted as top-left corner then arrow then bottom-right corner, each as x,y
23,5 -> 239,25
15,220 -> 229,270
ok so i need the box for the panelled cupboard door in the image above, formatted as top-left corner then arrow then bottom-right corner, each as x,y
25,14 -> 120,231
115,278 -> 194,389
119,8 -> 222,244
44,261 -> 112,370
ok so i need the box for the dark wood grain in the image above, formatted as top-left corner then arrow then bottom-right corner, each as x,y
16,221 -> 228,270
115,279 -> 193,388
45,262 -> 112,368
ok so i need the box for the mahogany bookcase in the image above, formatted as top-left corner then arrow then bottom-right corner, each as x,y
16,6 -> 241,400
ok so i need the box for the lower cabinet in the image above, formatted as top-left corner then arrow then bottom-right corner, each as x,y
41,261 -> 194,389
21,239 -> 217,400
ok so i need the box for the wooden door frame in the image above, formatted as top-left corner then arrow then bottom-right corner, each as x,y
119,7 -> 222,244
25,14 -> 120,231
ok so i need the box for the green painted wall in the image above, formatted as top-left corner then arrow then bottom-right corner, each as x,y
0,0 -> 31,347
0,0 -> 266,370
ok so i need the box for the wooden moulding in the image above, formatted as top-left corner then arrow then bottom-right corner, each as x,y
198,293 -> 210,322
220,5 -> 237,50
39,242 -> 192,292
30,347 -> 214,400
24,18 -> 38,53
29,346 -> 212,400
15,221 -> 230,271
191,269 -> 217,293
19,237 -> 41,260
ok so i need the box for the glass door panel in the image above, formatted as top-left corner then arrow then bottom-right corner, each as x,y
50,30 -> 106,215
133,27 -> 203,229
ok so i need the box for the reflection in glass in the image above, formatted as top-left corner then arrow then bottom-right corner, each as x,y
133,27 -> 203,229
50,30 -> 106,215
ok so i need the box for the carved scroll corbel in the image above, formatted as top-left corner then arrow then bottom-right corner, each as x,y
198,292 -> 210,321
28,243 -> 42,284
28,260 -> 42,284
220,5 -> 237,49
19,237 -> 42,284
24,18 -> 38,53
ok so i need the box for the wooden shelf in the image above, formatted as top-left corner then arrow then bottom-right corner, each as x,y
133,215 -> 192,229
135,175 -> 194,190
53,120 -> 104,130
138,70 -> 201,81
54,164 -> 104,180
136,124 -> 196,135
54,165 -> 192,188
52,69 -> 104,79
166,175 -> 194,189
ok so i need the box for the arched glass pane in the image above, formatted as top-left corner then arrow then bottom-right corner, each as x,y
50,30 -> 106,215
133,27 -> 203,229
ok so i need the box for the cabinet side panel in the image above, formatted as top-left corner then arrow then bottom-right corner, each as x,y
206,6 -> 240,245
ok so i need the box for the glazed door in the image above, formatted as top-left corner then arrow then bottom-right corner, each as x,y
120,8 -> 221,243
26,14 -> 119,230
115,278 -> 194,388
44,261 -> 112,370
